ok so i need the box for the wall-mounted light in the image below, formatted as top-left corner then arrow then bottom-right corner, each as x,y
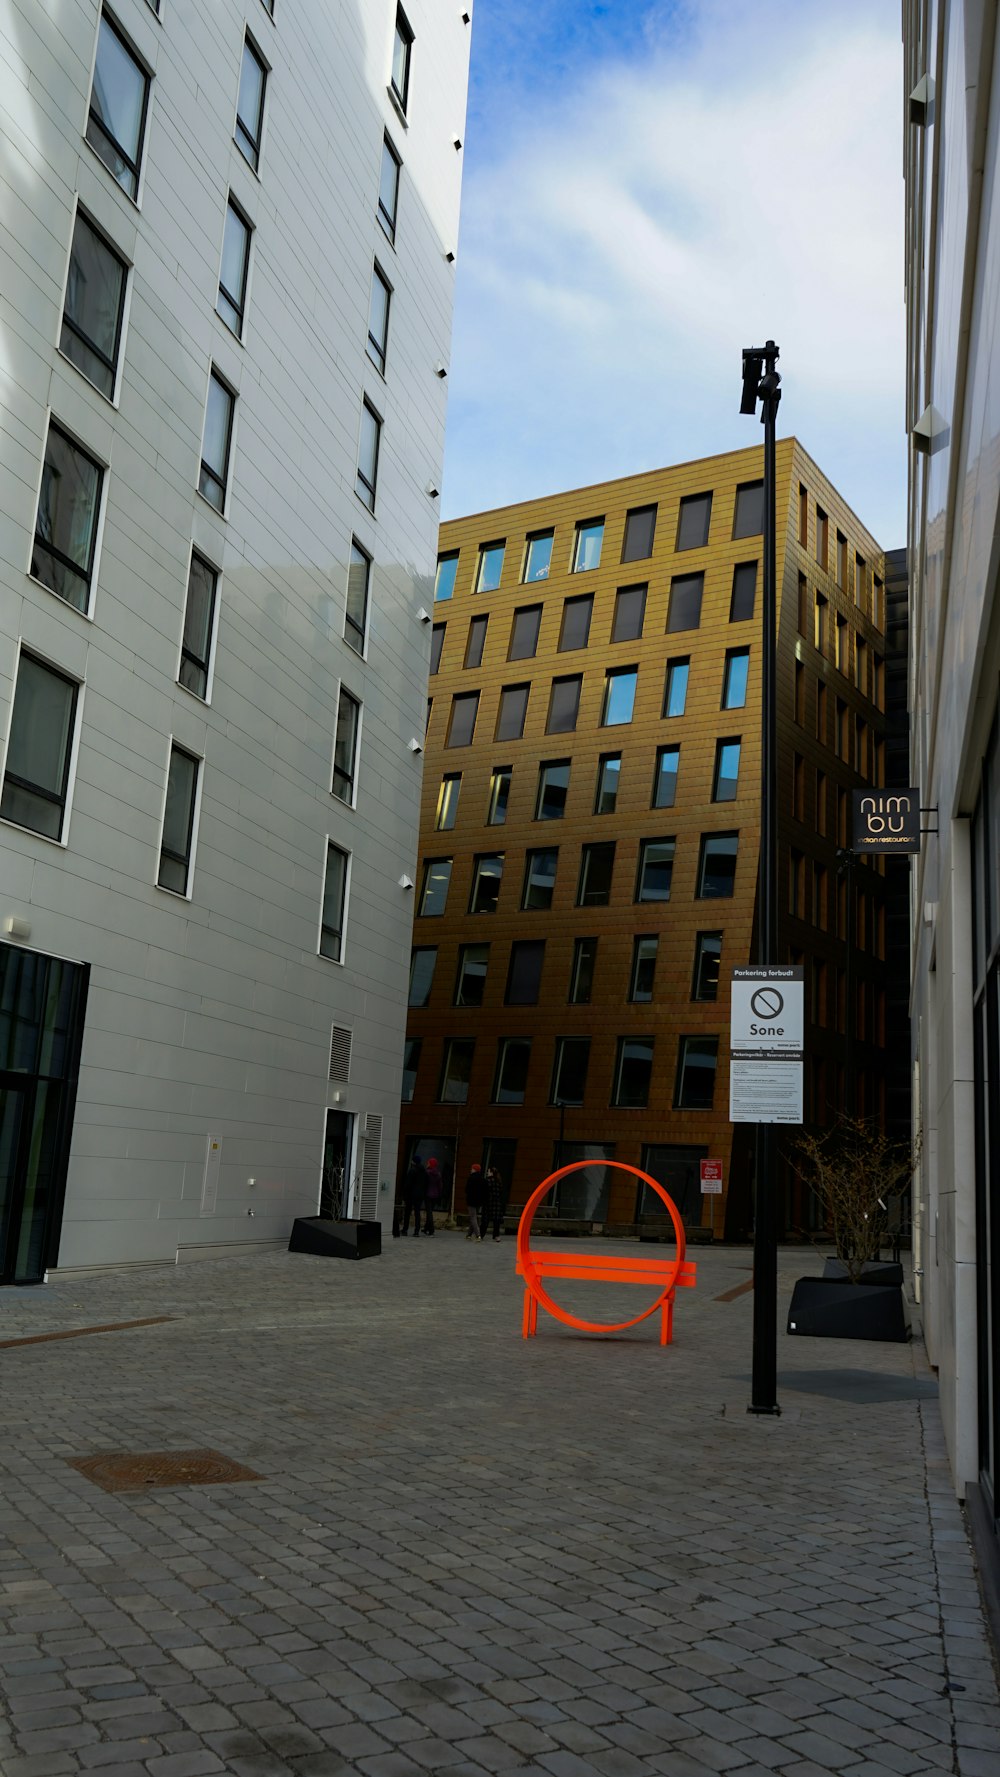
912,404 -> 948,455
408,737 -> 423,754
434,362 -> 448,379
909,73 -> 934,126
399,874 -> 414,891
427,481 -> 440,499
416,606 -> 431,624
4,916 -> 30,941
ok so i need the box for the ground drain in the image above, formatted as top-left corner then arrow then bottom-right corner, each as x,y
69,1448 -> 262,1491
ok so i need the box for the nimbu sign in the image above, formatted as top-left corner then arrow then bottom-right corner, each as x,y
852,789 -> 921,853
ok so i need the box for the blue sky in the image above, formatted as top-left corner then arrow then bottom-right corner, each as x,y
442,0 -> 906,545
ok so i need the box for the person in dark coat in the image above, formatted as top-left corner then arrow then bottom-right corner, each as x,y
424,1156 -> 442,1234
465,1164 -> 485,1241
482,1166 -> 506,1241
400,1155 -> 426,1236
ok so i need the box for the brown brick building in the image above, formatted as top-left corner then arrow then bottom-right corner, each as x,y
400,440 -> 898,1239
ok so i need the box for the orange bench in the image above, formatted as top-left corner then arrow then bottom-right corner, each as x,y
515,1161 -> 696,1345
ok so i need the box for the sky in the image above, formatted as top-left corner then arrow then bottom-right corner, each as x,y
441,0 -> 907,545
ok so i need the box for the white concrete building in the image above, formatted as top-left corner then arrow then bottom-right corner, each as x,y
903,0 -> 1000,1591
0,0 -> 471,1279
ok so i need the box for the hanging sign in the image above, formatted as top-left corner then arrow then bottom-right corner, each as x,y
852,789 -> 921,853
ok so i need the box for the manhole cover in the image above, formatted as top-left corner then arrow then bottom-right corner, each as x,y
68,1448 -> 262,1492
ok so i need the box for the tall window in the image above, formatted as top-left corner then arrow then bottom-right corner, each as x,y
855,554 -> 866,607
430,623 -> 445,675
546,676 -> 582,734
667,573 -> 704,632
345,540 -> 370,653
439,1038 -> 475,1104
455,944 -> 489,1007
635,838 -> 674,902
594,753 -> 621,815
697,832 -> 738,898
712,738 -> 741,802
401,1037 -> 420,1102
1,653 -> 78,841
836,531 -> 847,588
235,36 -> 267,171
179,552 -> 218,699
551,1037 -> 590,1106
506,940 -> 545,1006
613,1037 -> 654,1108
476,540 -> 505,592
535,760 -> 570,821
508,605 -> 542,660
32,423 -> 104,612
674,1037 -> 718,1109
612,585 -> 646,643
495,684 -> 529,742
200,370 -> 234,511
522,848 -> 558,910
568,937 -> 597,1004
663,658 -> 689,717
87,11 -> 149,199
356,400 -> 381,510
435,773 -> 460,830
408,947 -> 437,1007
487,766 -> 511,825
721,648 -> 749,710
218,198 -> 252,338
418,857 -> 451,916
814,591 -> 828,654
652,745 -> 680,808
493,1038 -> 531,1105
61,210 -> 128,397
730,562 -> 757,622
815,505 -> 828,568
391,7 -> 414,111
464,614 -> 488,669
621,504 -> 657,562
524,531 -> 553,581
732,480 -> 763,538
446,691 -> 479,749
366,264 -> 391,374
558,595 -> 592,651
469,853 -> 504,914
378,135 -> 401,241
435,551 -> 458,602
577,842 -> 615,907
158,744 -> 200,896
601,667 -> 637,726
573,519 -> 604,571
692,931 -> 722,1001
836,615 -> 849,675
332,688 -> 361,803
629,935 -> 658,1003
798,483 -> 808,546
676,492 -> 712,550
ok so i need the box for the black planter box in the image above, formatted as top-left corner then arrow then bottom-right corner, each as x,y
822,1257 -> 905,1287
787,1276 -> 909,1342
288,1217 -> 381,1261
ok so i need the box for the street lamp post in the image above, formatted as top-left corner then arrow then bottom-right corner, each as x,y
740,341 -> 782,1417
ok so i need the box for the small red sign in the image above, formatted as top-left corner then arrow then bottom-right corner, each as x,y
700,1159 -> 723,1195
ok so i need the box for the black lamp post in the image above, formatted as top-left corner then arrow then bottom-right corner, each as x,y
741,340 -> 782,1417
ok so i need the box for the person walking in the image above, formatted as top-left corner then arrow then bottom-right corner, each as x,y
464,1164 -> 485,1241
424,1156 -> 442,1235
483,1165 -> 506,1242
400,1154 -> 426,1237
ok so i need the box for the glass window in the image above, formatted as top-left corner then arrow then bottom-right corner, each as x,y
1,652 -> 78,840
667,573 -> 704,632
87,11 -> 149,199
546,675 -> 581,734
814,592 -> 828,653
836,531 -> 847,588
506,940 -> 545,1006
235,36 -> 267,171
378,134 -> 401,240
455,944 -> 489,1007
613,1037 -> 654,1108
435,773 -> 460,830
569,937 -> 597,1004
487,766 -> 511,825
179,552 -> 218,699
493,1038 -> 531,1105
652,745 -> 679,808
815,505 -> 828,568
61,210 -> 128,397
356,399 -> 381,510
712,738 -> 741,802
495,684 -> 529,742
663,658 -> 689,717
692,932 -> 722,1001
476,540 -> 505,593
535,760 -> 570,821
577,842 -> 615,907
408,947 -> 437,1007
464,614 -> 488,669
199,370 -> 234,511
836,615 -> 849,675
435,551 -> 458,601
346,540 -> 370,653
218,198 -> 252,338
469,853 -> 504,914
855,554 -> 867,608
401,1036 -> 420,1102
391,6 -> 413,111
551,1037 -> 590,1106
798,483 -> 808,545
158,744 -> 200,896
524,531 -> 553,581
558,595 -> 592,651
573,519 -> 604,572
418,857 -> 451,916
522,848 -> 558,910
446,691 -> 479,747
594,753 -> 621,815
675,1036 -> 719,1109
697,832 -> 738,899
612,585 -> 646,643
621,504 -> 657,563
32,423 -> 103,612
730,562 -> 757,622
439,1038 -> 475,1105
601,667 -> 637,727
430,623 -> 445,675
722,648 -> 750,709
629,935 -> 658,1003
676,492 -> 712,550
332,688 -> 361,803
732,480 -> 763,539
508,605 -> 542,660
367,263 -> 391,374
636,838 -> 674,902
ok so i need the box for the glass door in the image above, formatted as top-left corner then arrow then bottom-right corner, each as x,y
320,1109 -> 354,1221
0,1079 -> 66,1285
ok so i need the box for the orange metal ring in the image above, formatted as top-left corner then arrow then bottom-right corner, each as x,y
516,1161 -> 687,1334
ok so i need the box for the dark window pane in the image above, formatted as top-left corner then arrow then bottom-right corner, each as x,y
61,211 -> 127,396
621,504 -> 657,563
378,135 -> 401,238
367,263 -> 391,372
470,853 -> 504,913
356,401 -> 380,509
675,1036 -> 719,1108
614,1037 -> 654,1108
551,1037 -> 590,1105
218,200 -> 251,337
732,480 -> 764,539
1,654 -> 78,840
612,585 -> 646,643
391,6 -> 413,110
200,372 -> 234,510
455,944 -> 489,1007
629,936 -> 658,1003
569,937 -> 597,1003
236,37 -> 267,170
419,857 -> 452,915
487,767 -> 511,825
577,842 -> 615,907
332,689 -> 360,802
535,761 -> 570,821
676,492 -> 712,550
346,541 -> 370,651
87,13 -> 148,198
179,552 -> 218,698
465,615 -> 488,668
667,573 -> 704,632
594,753 -> 621,815
401,1036 -> 420,1101
158,745 -> 199,895
506,940 -> 545,1005
697,832 -> 738,899
636,838 -> 674,902
495,684 -> 529,741
692,932 -> 722,1001
509,606 -> 542,659
494,1038 -> 531,1105
652,746 -> 679,808
409,947 -> 437,1007
32,424 -> 103,612
522,848 -> 558,910
447,692 -> 479,747
430,624 -> 445,674
440,1038 -> 475,1104
435,774 -> 460,830
730,561 -> 757,622
663,659 -> 689,717
558,596 -> 592,651
547,676 -> 581,733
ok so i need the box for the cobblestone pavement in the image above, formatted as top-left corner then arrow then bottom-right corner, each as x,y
1,1237 -> 997,1777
